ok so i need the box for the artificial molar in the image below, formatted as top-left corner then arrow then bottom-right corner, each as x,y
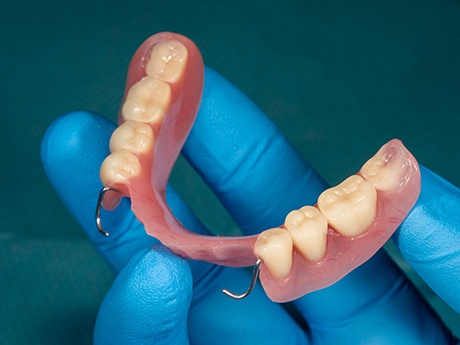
109,120 -> 155,155
121,76 -> 172,124
318,175 -> 377,238
284,206 -> 328,262
145,40 -> 188,83
254,228 -> 293,280
360,141 -> 410,191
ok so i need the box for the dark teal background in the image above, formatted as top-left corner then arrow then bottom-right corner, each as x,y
1,0 -> 459,343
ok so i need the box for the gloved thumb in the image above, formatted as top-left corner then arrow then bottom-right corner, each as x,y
94,246 -> 192,345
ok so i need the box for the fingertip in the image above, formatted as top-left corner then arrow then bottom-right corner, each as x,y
94,246 -> 192,345
41,111 -> 115,215
41,111 -> 115,172
394,165 -> 460,312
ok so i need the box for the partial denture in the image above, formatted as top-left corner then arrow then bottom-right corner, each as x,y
99,32 -> 421,302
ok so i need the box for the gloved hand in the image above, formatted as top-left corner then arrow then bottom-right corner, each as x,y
41,67 -> 459,344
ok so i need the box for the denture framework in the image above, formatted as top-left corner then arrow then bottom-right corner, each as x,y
97,32 -> 421,303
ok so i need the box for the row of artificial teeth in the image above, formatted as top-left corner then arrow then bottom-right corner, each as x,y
254,175 -> 378,281
253,143 -> 408,281
99,39 -> 188,188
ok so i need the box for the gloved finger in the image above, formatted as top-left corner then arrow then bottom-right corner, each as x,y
296,250 -> 454,343
41,111 -> 158,271
394,165 -> 460,312
41,111 -> 308,344
94,246 -> 192,345
189,266 -> 309,345
182,68 -> 453,343
182,67 -> 328,235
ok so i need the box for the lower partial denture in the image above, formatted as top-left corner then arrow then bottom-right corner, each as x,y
99,32 -> 421,302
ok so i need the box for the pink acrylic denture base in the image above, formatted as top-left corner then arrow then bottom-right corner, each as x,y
106,32 -> 421,303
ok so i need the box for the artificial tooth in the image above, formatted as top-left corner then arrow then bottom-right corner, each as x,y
100,150 -> 141,187
109,120 -> 154,154
285,206 -> 328,262
317,175 -> 377,237
146,40 -> 188,83
360,142 -> 409,191
122,76 -> 171,124
254,228 -> 293,280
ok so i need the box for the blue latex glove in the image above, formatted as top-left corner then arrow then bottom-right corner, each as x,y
41,67 -> 459,344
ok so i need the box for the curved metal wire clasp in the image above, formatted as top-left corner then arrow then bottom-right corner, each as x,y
95,186 -> 119,237
222,259 -> 262,300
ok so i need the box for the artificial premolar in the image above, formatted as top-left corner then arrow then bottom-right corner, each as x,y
100,150 -> 142,187
318,175 -> 377,237
254,228 -> 293,280
121,76 -> 171,124
146,40 -> 188,83
285,206 -> 328,262
360,141 -> 410,191
109,120 -> 154,154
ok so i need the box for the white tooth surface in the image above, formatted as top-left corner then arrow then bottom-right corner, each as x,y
146,40 -> 188,83
100,150 -> 141,186
109,120 -> 154,154
318,175 -> 377,237
360,146 -> 408,191
122,76 -> 171,124
285,206 -> 328,262
254,228 -> 293,280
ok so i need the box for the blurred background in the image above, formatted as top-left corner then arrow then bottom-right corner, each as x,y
1,0 -> 459,343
